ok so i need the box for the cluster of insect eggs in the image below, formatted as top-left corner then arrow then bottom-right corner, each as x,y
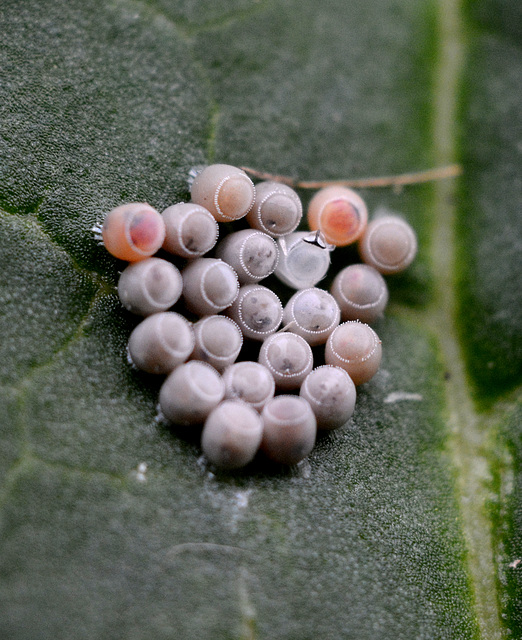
98,163 -> 417,470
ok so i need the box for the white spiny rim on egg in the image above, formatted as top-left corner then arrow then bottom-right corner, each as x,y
101,202 -> 166,262
227,284 -> 283,341
118,257 -> 183,317
190,164 -> 256,222
201,399 -> 264,469
181,257 -> 240,316
215,229 -> 279,284
330,263 -> 389,323
358,213 -> 418,275
258,332 -> 314,390
222,361 -> 276,412
127,312 -> 195,375
260,395 -> 317,465
299,365 -> 357,430
325,321 -> 382,385
246,180 -> 303,237
161,202 -> 219,258
158,360 -> 225,426
191,315 -> 243,372
282,287 -> 341,346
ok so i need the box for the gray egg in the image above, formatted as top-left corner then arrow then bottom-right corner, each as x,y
282,287 -> 340,346
159,361 -> 225,426
201,400 -> 264,469
215,229 -> 279,284
330,263 -> 388,323
246,181 -> 302,238
261,395 -> 317,465
300,365 -> 356,430
118,257 -> 183,316
128,312 -> 194,374
182,258 -> 239,316
258,332 -> 313,390
227,284 -> 283,341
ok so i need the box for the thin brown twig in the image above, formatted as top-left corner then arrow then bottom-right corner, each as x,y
240,164 -> 462,189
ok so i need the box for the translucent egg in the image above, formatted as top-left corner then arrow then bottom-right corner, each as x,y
307,186 -> 368,247
330,263 -> 388,323
274,231 -> 332,290
359,214 -> 417,274
201,400 -> 264,469
127,312 -> 195,374
325,321 -> 382,385
215,229 -> 279,284
118,257 -> 183,316
159,361 -> 225,426
282,287 -> 340,346
246,181 -> 303,237
162,202 -> 219,258
190,164 -> 255,222
102,203 -> 165,261
300,365 -> 356,430
260,395 -> 317,465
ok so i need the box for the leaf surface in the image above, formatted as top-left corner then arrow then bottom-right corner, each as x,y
0,0 -> 520,638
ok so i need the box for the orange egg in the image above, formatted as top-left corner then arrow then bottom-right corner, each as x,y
307,186 -> 368,247
102,203 -> 166,262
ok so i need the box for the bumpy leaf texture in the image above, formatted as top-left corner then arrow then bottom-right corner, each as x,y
0,0 -> 520,639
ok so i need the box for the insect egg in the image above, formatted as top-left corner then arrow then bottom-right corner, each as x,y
127,312 -> 195,374
358,213 -> 417,274
201,400 -> 264,469
307,186 -> 368,247
274,231 -> 332,290
330,263 -> 388,323
222,361 -> 275,412
158,360 -> 225,426
162,202 -> 219,258
181,258 -> 239,316
191,315 -> 243,372
260,395 -> 317,465
117,257 -> 183,316
325,321 -> 382,385
246,181 -> 303,237
190,164 -> 255,222
102,203 -> 165,261
282,287 -> 340,346
227,284 -> 283,341
299,365 -> 356,430
258,332 -> 313,390
215,229 -> 279,284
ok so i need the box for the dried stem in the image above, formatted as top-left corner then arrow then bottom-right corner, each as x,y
240,164 -> 462,190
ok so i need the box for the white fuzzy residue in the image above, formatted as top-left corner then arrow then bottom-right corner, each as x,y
384,391 -> 423,404
131,462 -> 148,483
205,482 -> 253,533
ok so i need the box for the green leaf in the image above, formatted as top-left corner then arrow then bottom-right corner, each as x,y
457,1 -> 522,403
0,0 -> 520,639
